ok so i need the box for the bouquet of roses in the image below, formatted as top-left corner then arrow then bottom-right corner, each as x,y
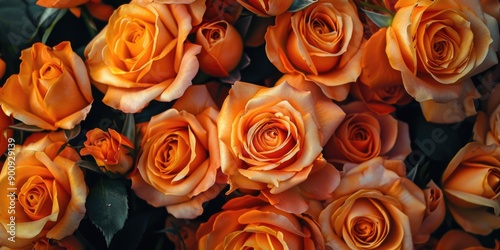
0,0 -> 499,249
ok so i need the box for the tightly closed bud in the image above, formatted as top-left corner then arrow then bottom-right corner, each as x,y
196,20 -> 243,77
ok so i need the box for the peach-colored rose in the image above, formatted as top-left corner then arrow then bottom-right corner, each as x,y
0,132 -> 87,248
218,81 -> 344,214
442,142 -> 500,235
196,195 -> 326,250
196,20 -> 244,77
414,180 -> 446,244
318,157 -> 427,249
80,128 -> 134,175
0,109 -> 13,157
436,230 -> 500,250
265,0 -> 364,101
84,0 -> 205,113
36,0 -> 113,21
323,101 -> 411,165
0,42 -> 93,131
386,0 -> 499,123
36,0 -> 91,8
131,85 -> 226,219
474,85 -> 500,146
237,0 -> 293,16
350,81 -> 413,115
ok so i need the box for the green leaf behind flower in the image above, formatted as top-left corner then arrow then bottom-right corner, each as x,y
361,9 -> 393,28
86,177 -> 129,247
288,0 -> 318,12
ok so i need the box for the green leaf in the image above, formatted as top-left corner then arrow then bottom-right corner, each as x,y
86,177 -> 129,247
361,9 -> 393,28
41,8 -> 67,44
77,160 -> 103,174
121,113 -> 136,147
288,0 -> 318,12
9,123 -> 45,132
64,124 -> 81,141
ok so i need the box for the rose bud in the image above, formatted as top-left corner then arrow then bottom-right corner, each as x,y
80,128 -> 134,175
196,20 -> 243,77
237,0 -> 293,16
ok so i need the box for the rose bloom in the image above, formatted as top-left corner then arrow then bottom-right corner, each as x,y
84,0 -> 205,113
442,142 -> 500,235
350,81 -> 413,115
414,180 -> 446,244
80,128 -> 134,175
265,0 -> 364,101
0,42 -> 93,131
386,0 -> 499,123
218,81 -> 344,214
237,0 -> 293,16
436,230 -> 500,250
318,157 -> 427,249
323,101 -> 411,165
196,195 -> 326,250
474,85 -> 500,146
196,20 -> 244,77
0,57 -> 5,79
36,0 -> 114,21
0,132 -> 87,248
0,109 -> 13,156
131,85 -> 226,219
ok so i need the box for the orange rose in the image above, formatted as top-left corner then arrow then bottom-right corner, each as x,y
0,57 -> 6,79
131,85 -> 226,219
414,180 -> 446,244
0,42 -> 93,131
436,230 -> 500,250
237,0 -> 293,16
323,101 -> 411,165
386,0 -> 499,123
265,0 -> 364,100
196,20 -> 244,77
442,142 -> 500,235
0,132 -> 87,248
0,109 -> 13,157
84,0 -> 205,113
196,195 -> 326,250
318,158 -> 427,249
350,81 -> 413,115
80,128 -> 134,175
474,85 -> 500,146
218,81 -> 344,214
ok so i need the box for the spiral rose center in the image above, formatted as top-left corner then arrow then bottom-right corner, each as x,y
202,23 -> 228,47
487,168 -> 500,197
40,62 -> 63,80
19,176 -> 54,220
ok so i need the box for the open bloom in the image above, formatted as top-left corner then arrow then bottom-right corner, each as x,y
131,85 -> 225,219
84,0 -> 205,113
442,142 -> 500,235
386,0 -> 499,123
265,0 -> 364,100
0,132 -> 87,248
318,158 -> 427,249
0,42 -> 93,130
218,81 -> 344,214
196,195 -> 326,249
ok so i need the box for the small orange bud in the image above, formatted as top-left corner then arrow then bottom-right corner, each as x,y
196,20 -> 243,77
